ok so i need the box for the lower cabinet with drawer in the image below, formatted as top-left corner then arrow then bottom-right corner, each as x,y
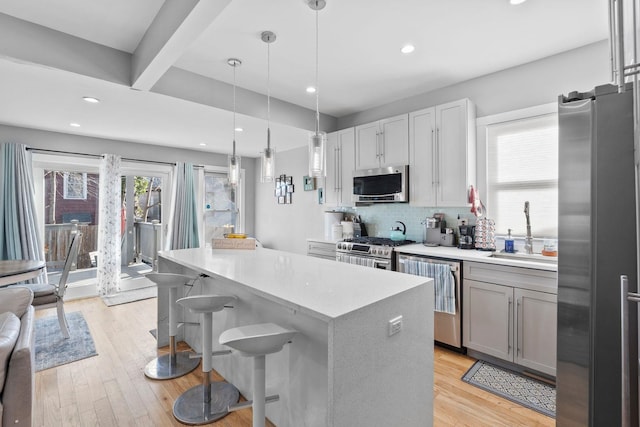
306,239 -> 336,261
463,261 -> 557,377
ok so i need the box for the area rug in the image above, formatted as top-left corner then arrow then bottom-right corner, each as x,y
34,311 -> 97,371
462,360 -> 556,418
101,286 -> 157,307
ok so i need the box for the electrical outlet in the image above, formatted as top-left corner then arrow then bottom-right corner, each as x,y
388,315 -> 403,336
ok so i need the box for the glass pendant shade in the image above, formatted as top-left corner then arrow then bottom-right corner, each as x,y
228,152 -> 241,186
260,146 -> 276,183
308,131 -> 326,177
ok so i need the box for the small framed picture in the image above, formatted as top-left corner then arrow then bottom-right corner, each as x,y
285,176 -> 292,185
286,184 -> 294,193
303,176 -> 315,191
278,196 -> 285,204
285,193 -> 292,204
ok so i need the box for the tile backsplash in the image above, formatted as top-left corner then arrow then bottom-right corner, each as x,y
334,204 -> 477,243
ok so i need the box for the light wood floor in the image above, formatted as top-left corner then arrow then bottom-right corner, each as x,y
35,297 -> 555,426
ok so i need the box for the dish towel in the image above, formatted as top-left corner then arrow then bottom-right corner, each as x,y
404,260 -> 456,314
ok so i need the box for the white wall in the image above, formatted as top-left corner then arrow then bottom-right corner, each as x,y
254,146 -> 326,253
255,40 -> 612,253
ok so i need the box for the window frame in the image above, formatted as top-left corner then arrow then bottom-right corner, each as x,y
476,102 -> 558,237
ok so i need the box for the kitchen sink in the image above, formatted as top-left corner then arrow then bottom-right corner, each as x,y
489,252 -> 558,264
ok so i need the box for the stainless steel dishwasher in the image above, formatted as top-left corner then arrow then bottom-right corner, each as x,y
396,254 -> 463,351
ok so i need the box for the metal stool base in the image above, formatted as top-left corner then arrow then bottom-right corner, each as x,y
173,382 -> 240,425
144,351 -> 200,380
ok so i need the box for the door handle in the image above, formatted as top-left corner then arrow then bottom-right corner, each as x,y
517,298 -> 522,356
507,297 -> 512,355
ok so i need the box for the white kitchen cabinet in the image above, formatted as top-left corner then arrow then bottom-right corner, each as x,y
463,261 -> 557,377
355,114 -> 409,169
409,98 -> 476,207
463,279 -> 512,361
307,239 -> 337,261
514,288 -> 557,375
325,128 -> 355,207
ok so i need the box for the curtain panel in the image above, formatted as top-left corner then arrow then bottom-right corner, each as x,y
166,162 -> 200,250
97,154 -> 121,296
0,143 -> 47,281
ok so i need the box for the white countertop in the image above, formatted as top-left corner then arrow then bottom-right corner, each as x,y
159,247 -> 431,322
394,244 -> 558,272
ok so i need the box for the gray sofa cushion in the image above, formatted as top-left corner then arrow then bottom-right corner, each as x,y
0,287 -> 33,318
2,305 -> 34,427
0,311 -> 20,395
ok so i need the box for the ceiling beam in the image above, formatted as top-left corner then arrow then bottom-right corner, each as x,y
0,13 -> 130,85
131,0 -> 232,91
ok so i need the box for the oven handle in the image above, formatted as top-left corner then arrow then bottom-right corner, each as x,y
373,259 -> 391,269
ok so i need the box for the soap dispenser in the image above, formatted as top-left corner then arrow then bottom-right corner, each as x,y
505,229 -> 515,253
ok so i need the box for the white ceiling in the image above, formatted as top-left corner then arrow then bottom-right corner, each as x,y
0,0 -> 608,157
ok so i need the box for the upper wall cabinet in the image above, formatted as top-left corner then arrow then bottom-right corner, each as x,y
325,128 -> 355,207
409,98 -> 476,207
355,114 -> 409,170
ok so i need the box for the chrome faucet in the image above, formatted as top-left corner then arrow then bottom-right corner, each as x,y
524,201 -> 533,254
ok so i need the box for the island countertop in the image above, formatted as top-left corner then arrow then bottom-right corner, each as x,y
157,246 -> 434,427
159,246 -> 429,322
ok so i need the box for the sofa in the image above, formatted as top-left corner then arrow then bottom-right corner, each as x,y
0,287 -> 34,427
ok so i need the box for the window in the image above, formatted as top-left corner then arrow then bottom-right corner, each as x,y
203,171 -> 241,241
63,172 -> 87,200
486,113 -> 558,238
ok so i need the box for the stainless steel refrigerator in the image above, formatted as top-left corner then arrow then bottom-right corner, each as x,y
557,83 -> 639,426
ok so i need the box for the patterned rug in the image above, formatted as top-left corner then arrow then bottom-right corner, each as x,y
462,360 -> 556,418
34,311 -> 97,371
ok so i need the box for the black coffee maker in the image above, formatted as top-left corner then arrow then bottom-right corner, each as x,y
458,224 -> 476,249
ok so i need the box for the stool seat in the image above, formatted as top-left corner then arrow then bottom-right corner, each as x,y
146,273 -> 195,289
177,295 -> 236,314
219,323 -> 297,357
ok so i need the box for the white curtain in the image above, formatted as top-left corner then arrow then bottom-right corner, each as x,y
0,143 -> 47,282
165,162 -> 200,250
97,154 -> 121,296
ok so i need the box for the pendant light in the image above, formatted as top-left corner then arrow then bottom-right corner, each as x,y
307,0 -> 327,178
260,31 -> 277,183
228,58 -> 242,187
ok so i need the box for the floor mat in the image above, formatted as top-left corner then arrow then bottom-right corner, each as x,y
462,360 -> 556,418
34,311 -> 98,371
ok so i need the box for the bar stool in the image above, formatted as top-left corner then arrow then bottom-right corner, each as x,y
174,295 -> 240,425
144,273 -> 200,380
219,323 -> 297,427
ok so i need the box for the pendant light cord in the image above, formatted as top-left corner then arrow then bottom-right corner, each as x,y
232,61 -> 237,157
315,7 -> 320,135
267,39 -> 271,150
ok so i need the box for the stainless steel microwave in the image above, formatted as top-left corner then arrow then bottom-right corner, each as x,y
352,165 -> 409,205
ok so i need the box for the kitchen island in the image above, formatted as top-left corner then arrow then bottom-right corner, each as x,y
157,247 -> 433,427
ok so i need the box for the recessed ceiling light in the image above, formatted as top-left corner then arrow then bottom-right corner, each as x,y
235,127 -> 243,132
82,96 -> 100,103
401,44 -> 415,54
306,86 -> 316,94
69,123 -> 81,127
199,143 -> 207,146
509,0 -> 526,4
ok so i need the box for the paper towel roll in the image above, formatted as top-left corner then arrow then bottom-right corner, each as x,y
324,211 -> 344,240
331,224 -> 343,241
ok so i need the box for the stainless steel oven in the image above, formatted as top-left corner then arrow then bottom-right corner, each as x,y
335,237 -> 415,271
